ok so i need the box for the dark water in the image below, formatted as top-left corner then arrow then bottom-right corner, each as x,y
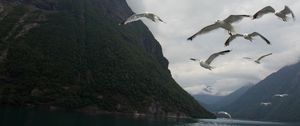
0,107 -> 299,126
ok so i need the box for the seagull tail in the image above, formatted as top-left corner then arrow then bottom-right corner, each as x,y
118,21 -> 126,26
158,18 -> 167,24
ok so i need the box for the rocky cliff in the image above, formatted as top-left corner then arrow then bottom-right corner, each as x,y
0,0 -> 214,118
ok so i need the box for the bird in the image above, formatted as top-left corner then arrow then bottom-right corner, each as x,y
217,111 -> 232,119
275,5 -> 295,22
243,57 -> 252,60
203,85 -> 213,93
119,13 -> 166,25
252,6 -> 276,19
187,15 -> 250,41
260,102 -> 272,106
243,53 -> 272,64
190,50 -> 231,70
225,32 -> 271,46
273,94 -> 289,98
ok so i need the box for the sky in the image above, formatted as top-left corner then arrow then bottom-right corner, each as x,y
126,0 -> 300,96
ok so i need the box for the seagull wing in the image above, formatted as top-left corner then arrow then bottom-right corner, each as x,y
274,94 -> 281,97
243,57 -> 252,60
144,13 -> 165,23
123,13 -> 145,24
153,15 -> 166,23
256,53 -> 272,62
249,32 -> 271,45
282,6 -> 295,20
187,23 -> 221,40
205,50 -> 231,65
224,15 -> 251,24
253,6 -> 275,19
225,34 -> 243,46
143,13 -> 156,22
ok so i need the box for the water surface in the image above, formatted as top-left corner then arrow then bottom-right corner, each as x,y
0,107 -> 298,126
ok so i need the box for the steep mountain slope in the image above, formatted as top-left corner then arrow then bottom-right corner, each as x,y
214,85 -> 253,110
0,0 -> 214,118
225,61 -> 300,121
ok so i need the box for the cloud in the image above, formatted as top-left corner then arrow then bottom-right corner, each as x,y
126,0 -> 300,95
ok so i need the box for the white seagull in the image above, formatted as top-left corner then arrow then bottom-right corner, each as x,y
244,53 -> 272,64
190,50 -> 231,70
275,5 -> 295,22
119,13 -> 165,25
273,94 -> 289,98
260,102 -> 272,106
253,6 -> 276,19
187,15 -> 250,41
225,32 -> 271,46
217,111 -> 232,119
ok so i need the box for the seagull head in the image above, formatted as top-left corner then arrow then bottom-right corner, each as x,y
215,20 -> 222,23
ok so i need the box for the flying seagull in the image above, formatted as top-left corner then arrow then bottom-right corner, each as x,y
225,32 -> 271,46
273,94 -> 289,98
260,102 -> 272,106
243,57 -> 252,60
203,85 -> 213,93
244,53 -> 272,64
275,5 -> 295,22
253,6 -> 276,19
187,15 -> 250,41
119,13 -> 165,25
217,111 -> 232,119
190,50 -> 231,70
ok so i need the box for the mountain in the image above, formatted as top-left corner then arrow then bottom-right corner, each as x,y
224,61 -> 300,122
193,85 -> 252,112
214,85 -> 253,110
193,94 -> 224,105
0,0 -> 214,118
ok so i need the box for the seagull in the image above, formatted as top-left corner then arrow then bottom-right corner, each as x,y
190,50 -> 231,70
275,5 -> 295,22
243,53 -> 272,64
243,57 -> 252,60
203,85 -> 213,93
260,102 -> 272,106
225,32 -> 271,46
273,94 -> 289,98
119,13 -> 166,25
187,15 -> 250,41
253,6 -> 276,19
217,111 -> 232,119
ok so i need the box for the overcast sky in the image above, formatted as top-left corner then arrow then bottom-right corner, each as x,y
126,0 -> 300,96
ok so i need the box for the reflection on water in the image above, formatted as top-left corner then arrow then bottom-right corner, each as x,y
187,119 -> 299,126
0,107 -> 299,126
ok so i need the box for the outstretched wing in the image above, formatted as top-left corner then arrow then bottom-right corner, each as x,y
243,57 -> 252,60
257,53 -> 272,62
281,6 -> 295,20
253,6 -> 275,19
153,15 -> 166,23
249,32 -> 271,45
224,15 -> 251,24
205,50 -> 231,65
187,23 -> 221,41
122,13 -> 146,25
144,13 -> 166,23
225,34 -> 243,46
